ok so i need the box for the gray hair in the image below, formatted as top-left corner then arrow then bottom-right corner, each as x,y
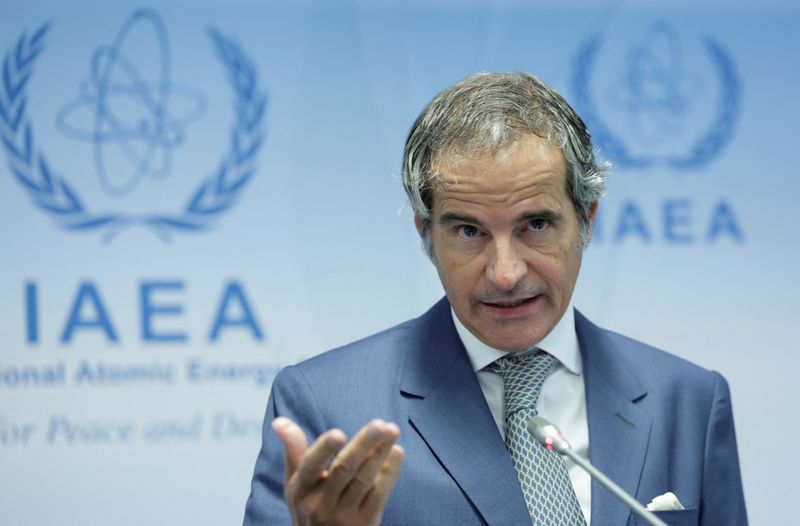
401,72 -> 610,256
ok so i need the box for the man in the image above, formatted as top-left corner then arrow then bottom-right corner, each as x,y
243,72 -> 747,525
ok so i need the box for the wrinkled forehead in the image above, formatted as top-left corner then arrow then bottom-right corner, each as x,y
429,131 -> 560,185
431,144 -> 518,187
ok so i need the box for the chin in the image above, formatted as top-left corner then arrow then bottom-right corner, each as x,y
485,331 -> 544,353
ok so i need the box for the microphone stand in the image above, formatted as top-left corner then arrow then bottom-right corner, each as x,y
528,416 -> 668,526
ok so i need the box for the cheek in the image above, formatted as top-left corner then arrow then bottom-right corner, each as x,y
438,262 -> 471,290
435,258 -> 482,300
532,248 -> 582,290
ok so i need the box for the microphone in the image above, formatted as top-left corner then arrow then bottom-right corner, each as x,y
528,416 -> 668,526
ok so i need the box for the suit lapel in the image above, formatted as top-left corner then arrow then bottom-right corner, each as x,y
400,302 -> 653,525
576,311 -> 652,526
401,299 -> 531,526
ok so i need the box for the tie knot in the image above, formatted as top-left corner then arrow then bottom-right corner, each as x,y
490,351 -> 555,415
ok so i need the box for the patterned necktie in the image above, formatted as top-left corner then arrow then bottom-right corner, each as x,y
491,351 -> 586,526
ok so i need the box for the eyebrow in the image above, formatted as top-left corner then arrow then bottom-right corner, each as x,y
437,209 -> 563,226
438,212 -> 484,226
519,210 -> 563,223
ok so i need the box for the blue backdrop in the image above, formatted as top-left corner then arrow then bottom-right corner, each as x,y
1,1 -> 797,524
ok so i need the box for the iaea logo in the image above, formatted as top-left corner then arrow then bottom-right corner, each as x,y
0,8 -> 266,242
572,22 -> 741,170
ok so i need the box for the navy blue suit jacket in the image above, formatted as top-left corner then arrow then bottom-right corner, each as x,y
244,299 -> 747,525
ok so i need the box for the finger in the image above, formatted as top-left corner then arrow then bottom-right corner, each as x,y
360,445 -> 404,519
338,422 -> 401,507
272,417 -> 308,478
323,420 -> 393,499
292,428 -> 347,491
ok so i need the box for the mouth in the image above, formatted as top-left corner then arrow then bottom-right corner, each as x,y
480,294 -> 543,318
483,297 -> 536,309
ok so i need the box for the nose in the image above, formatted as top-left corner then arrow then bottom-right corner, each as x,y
486,238 -> 527,291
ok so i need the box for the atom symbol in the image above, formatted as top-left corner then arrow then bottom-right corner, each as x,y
608,22 -> 699,145
56,8 -> 206,197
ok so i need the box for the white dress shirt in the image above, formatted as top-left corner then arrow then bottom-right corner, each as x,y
452,305 -> 592,524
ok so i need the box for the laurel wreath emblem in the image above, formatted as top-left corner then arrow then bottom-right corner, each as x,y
0,22 -> 265,242
572,35 -> 740,170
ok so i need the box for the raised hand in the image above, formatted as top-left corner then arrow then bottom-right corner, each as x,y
273,417 -> 404,526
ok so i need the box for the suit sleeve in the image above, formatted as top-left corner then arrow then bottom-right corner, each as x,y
701,372 -> 748,525
243,365 -> 328,526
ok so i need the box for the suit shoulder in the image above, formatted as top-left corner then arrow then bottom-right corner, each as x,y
613,329 -> 725,398
268,317 -> 421,435
605,328 -> 710,374
578,311 -> 723,397
281,317 -> 416,380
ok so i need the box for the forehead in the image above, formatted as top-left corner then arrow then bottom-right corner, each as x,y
430,135 -> 569,211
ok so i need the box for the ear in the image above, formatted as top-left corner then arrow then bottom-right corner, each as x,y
413,213 -> 425,236
587,201 -> 599,240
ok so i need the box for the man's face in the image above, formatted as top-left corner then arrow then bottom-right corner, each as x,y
418,134 -> 595,352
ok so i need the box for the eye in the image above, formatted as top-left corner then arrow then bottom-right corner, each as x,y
456,224 -> 480,239
527,219 -> 550,232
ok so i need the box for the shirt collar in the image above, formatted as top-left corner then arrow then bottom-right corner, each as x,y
451,303 -> 582,376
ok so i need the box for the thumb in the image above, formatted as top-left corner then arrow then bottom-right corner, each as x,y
272,417 -> 308,478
